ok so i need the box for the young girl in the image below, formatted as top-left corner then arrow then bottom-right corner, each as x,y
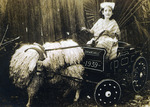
82,2 -> 120,60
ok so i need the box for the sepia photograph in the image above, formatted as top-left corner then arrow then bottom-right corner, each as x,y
0,0 -> 150,106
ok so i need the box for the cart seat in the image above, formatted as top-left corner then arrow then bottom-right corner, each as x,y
117,41 -> 134,56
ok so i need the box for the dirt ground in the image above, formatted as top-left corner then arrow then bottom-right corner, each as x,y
0,80 -> 150,107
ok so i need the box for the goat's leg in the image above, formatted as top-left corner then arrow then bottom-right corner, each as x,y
63,88 -> 72,98
26,86 -> 35,107
74,89 -> 81,102
26,74 -> 43,107
26,94 -> 32,107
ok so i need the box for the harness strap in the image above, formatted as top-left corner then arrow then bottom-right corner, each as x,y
46,70 -> 98,84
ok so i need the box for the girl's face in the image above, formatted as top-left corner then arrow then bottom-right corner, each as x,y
102,6 -> 113,19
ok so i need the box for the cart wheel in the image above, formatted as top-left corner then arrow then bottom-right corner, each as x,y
132,56 -> 148,93
94,79 -> 121,106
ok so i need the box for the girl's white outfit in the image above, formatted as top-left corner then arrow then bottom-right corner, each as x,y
87,18 -> 120,60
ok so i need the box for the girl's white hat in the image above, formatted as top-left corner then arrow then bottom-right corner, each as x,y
100,2 -> 115,10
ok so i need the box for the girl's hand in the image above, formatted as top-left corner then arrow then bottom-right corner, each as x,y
81,27 -> 87,31
111,33 -> 119,39
81,27 -> 92,33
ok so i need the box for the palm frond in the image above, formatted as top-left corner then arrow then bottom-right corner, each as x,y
83,0 -> 100,28
134,16 -> 150,40
119,0 -> 144,28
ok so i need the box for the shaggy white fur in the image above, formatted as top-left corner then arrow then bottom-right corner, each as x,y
61,64 -> 84,87
9,44 -> 44,88
43,42 -> 64,71
9,39 -> 85,106
48,64 -> 84,85
43,39 -> 85,102
43,39 -> 84,71
60,39 -> 84,65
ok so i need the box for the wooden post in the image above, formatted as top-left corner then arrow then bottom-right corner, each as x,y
0,0 -> 8,40
52,0 -> 62,41
40,0 -> 55,42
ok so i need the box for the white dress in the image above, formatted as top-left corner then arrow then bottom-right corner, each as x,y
87,18 -> 120,60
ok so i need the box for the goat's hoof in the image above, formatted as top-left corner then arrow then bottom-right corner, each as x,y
26,103 -> 30,107
74,98 -> 78,102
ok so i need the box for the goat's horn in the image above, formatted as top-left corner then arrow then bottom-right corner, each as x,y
25,47 -> 45,61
